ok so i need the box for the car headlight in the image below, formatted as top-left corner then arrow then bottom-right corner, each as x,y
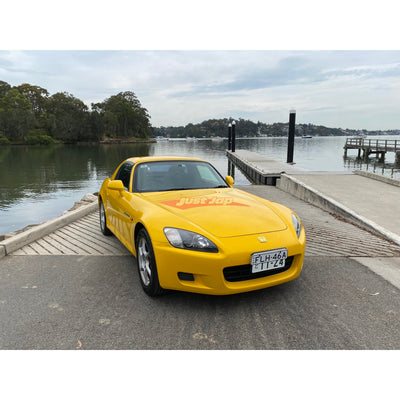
291,213 -> 302,238
164,227 -> 218,253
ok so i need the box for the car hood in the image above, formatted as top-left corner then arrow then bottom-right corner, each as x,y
140,189 -> 287,238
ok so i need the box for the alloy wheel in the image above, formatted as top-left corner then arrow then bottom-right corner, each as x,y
138,236 -> 152,286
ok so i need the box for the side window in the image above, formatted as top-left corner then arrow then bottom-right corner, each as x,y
115,162 -> 134,190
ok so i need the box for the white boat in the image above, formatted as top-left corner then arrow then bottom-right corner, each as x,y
302,135 -> 312,139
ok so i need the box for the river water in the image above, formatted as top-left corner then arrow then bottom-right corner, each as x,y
1,135 -> 399,235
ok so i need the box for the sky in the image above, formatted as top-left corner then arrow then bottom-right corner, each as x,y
1,49 -> 399,130
1,1 -> 400,131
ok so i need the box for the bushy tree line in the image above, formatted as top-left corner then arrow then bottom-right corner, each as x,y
0,80 -> 153,144
154,118 -> 262,138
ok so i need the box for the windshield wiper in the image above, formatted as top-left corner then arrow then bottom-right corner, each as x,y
164,187 -> 190,191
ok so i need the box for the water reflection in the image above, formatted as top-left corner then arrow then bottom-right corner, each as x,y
344,155 -> 399,179
0,143 -> 152,233
0,143 -> 152,207
227,160 -> 235,180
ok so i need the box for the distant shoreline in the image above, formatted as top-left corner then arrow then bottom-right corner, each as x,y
0,137 -> 157,146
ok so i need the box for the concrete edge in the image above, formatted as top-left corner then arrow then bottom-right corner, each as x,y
353,169 -> 400,187
277,174 -> 400,247
351,257 -> 400,290
0,201 -> 98,259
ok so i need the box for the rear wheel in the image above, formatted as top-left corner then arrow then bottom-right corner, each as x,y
99,200 -> 112,236
135,228 -> 165,296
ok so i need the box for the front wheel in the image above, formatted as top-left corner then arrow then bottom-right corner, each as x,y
135,228 -> 165,297
99,199 -> 112,236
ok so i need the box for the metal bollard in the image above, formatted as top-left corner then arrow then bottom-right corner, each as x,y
286,109 -> 296,163
232,120 -> 236,153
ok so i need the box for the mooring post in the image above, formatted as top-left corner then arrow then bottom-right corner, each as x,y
232,120 -> 236,152
228,123 -> 232,150
287,109 -> 296,163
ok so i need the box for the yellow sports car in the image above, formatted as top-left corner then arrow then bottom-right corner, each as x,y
99,156 -> 305,296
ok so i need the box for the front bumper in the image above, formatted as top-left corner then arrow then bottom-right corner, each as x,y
153,229 -> 305,295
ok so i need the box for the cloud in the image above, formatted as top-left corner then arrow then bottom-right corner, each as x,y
1,50 -> 400,129
169,55 -> 328,97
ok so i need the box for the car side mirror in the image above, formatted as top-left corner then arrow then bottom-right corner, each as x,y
225,176 -> 234,187
108,180 -> 125,192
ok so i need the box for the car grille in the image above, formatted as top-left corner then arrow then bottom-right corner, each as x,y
223,256 -> 294,282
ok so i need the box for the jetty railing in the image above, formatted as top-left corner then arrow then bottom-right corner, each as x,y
344,138 -> 400,161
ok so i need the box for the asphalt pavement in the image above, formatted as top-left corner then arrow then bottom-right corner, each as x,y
0,254 -> 399,350
1,184 -> 400,350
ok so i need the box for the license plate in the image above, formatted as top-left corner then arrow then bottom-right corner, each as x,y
251,248 -> 288,273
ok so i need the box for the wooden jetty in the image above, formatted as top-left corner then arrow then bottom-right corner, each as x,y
343,138 -> 400,162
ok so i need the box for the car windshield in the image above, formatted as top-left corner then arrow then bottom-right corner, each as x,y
133,160 -> 228,193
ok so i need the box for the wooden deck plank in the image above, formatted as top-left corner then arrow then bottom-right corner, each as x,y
69,220 -> 128,253
53,228 -> 100,255
12,248 -> 28,255
45,232 -> 80,255
36,237 -> 64,255
61,225 -> 111,255
21,246 -> 35,255
11,211 -> 130,256
29,241 -> 51,255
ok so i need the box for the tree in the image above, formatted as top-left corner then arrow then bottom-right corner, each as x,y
0,80 -> 11,98
0,80 -> 154,143
94,91 -> 152,138
0,88 -> 35,141
46,92 -> 89,142
16,83 -> 49,117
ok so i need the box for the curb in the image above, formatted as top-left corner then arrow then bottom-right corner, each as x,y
277,174 -> 400,247
353,169 -> 400,187
0,201 -> 98,259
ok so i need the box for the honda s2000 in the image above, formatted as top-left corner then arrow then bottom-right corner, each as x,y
99,156 -> 305,296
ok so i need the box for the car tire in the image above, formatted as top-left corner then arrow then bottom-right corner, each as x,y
99,199 -> 112,236
135,228 -> 165,297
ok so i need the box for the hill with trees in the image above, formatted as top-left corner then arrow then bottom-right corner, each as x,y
0,80 -> 153,145
153,118 -> 398,139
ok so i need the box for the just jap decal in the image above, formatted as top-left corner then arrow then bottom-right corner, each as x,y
159,196 -> 250,210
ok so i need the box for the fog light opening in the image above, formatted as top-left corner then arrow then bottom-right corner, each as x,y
178,272 -> 195,282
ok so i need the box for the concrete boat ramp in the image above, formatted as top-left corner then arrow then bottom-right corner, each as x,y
228,149 -> 400,247
1,149 -> 400,257
1,151 -> 400,350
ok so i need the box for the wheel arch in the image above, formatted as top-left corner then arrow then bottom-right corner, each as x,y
134,221 -> 146,245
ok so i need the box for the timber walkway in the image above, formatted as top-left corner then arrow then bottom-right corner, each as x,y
343,138 -> 400,161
